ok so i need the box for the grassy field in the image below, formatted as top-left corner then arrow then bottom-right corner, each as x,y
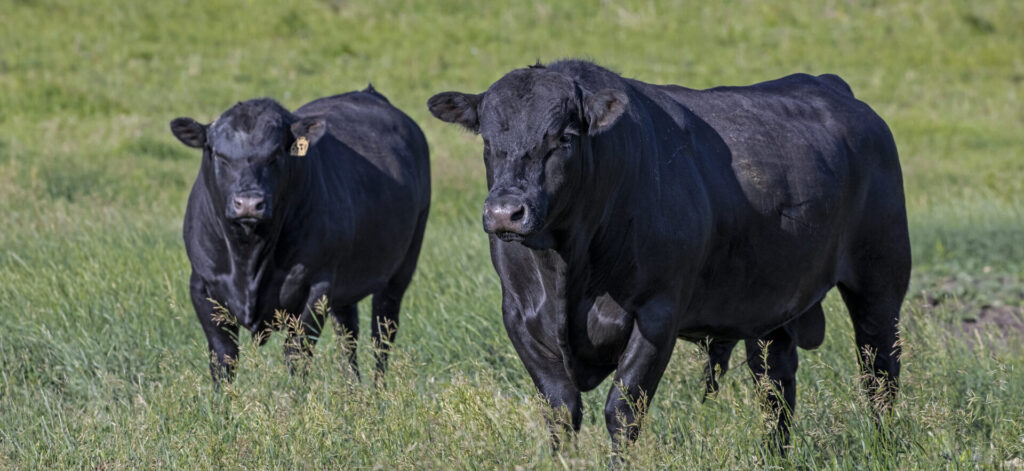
1,0 -> 1023,468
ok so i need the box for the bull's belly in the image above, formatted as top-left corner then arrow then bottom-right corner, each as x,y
680,274 -> 836,340
680,223 -> 846,338
563,273 -> 833,356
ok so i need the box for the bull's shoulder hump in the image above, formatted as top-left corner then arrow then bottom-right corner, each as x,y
687,73 -> 853,101
294,89 -> 395,117
295,92 -> 428,187
692,75 -> 871,125
295,90 -> 424,144
815,73 -> 854,97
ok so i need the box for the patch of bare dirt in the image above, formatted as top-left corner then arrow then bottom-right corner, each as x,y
909,270 -> 1024,349
959,304 -> 1024,344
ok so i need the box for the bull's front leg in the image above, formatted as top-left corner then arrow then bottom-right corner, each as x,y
283,280 -> 331,374
190,273 -> 239,388
504,315 -> 582,450
605,298 -> 678,450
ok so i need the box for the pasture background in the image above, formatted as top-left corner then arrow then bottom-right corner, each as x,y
1,0 -> 1023,468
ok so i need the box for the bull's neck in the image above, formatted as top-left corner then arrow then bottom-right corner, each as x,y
222,224 -> 277,270
221,218 -> 282,317
547,120 -> 650,290
572,129 -> 641,235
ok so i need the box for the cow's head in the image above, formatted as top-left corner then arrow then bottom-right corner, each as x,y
428,66 -> 627,248
170,99 -> 325,230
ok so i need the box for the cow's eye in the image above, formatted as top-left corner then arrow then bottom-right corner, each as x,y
559,132 -> 575,146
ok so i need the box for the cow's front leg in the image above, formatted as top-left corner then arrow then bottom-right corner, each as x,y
605,301 -> 677,450
505,320 -> 582,450
283,280 -> 330,374
190,273 -> 239,388
529,357 -> 583,450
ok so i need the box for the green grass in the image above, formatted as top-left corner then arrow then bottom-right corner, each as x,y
2,0 -> 1023,468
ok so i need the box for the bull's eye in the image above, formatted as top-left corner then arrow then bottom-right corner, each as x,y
559,132 -> 575,146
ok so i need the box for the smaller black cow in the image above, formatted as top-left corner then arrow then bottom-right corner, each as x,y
428,60 -> 909,452
171,87 -> 430,385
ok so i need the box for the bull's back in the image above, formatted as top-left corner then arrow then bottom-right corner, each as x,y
658,74 -> 903,337
664,73 -> 898,235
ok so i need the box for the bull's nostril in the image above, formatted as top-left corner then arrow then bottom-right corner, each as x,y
233,198 -> 244,210
510,206 -> 525,222
254,201 -> 265,211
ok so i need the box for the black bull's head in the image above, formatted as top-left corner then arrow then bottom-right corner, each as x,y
170,99 -> 325,231
428,67 -> 628,248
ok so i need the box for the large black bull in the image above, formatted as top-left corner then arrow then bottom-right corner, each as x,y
171,88 -> 430,385
428,60 -> 909,448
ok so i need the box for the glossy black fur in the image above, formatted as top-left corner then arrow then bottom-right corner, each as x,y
171,87 -> 430,385
429,60 -> 909,449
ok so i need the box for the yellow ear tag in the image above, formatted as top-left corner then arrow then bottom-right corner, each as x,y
290,136 -> 309,157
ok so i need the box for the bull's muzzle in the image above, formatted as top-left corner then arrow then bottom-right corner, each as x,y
228,191 -> 268,221
483,193 -> 532,241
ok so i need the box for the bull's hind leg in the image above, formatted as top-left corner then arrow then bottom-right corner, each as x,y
744,325 -> 798,454
703,339 -> 738,400
838,282 -> 902,412
330,303 -> 360,380
371,209 -> 428,383
837,256 -> 909,413
838,198 -> 910,414
370,289 -> 401,381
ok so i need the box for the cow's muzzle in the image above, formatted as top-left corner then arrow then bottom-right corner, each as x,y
483,192 -> 537,241
227,191 -> 269,222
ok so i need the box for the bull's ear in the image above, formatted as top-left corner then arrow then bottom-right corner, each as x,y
583,89 -> 628,136
170,117 -> 207,148
289,117 -> 327,156
427,92 -> 482,132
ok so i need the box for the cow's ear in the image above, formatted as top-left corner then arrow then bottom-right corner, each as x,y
427,92 -> 482,132
289,117 -> 327,156
583,89 -> 628,136
170,117 -> 207,149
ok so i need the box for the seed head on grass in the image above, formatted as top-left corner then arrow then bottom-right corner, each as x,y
207,298 -> 236,329
313,295 -> 330,319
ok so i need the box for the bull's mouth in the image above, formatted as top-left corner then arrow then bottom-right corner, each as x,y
494,230 -> 526,242
230,217 -> 270,234
491,229 -> 555,250
233,217 -> 262,226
